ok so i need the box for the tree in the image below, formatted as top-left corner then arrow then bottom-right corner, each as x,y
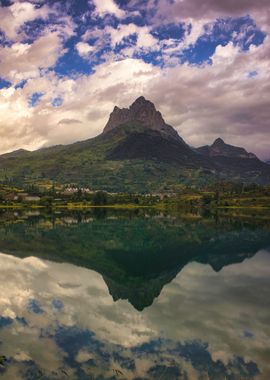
214,190 -> 220,204
202,194 -> 213,207
92,191 -> 108,206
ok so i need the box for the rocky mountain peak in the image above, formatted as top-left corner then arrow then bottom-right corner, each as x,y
212,138 -> 225,147
103,97 -> 181,142
129,96 -> 156,114
130,95 -> 147,105
199,138 -> 258,159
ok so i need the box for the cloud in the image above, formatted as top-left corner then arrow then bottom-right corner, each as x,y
148,0 -> 270,24
128,0 -> 270,56
0,31 -> 66,82
104,23 -> 159,61
79,23 -> 158,62
76,41 -> 95,57
107,23 -> 157,49
58,119 -> 82,125
0,58 -> 159,153
92,0 -> 125,19
0,1 -> 50,41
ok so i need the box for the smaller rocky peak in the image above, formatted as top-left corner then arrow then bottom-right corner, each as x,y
209,138 -> 258,159
104,106 -> 130,132
212,138 -> 225,147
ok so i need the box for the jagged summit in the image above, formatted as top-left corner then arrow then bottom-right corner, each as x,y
212,137 -> 225,146
103,96 -> 181,142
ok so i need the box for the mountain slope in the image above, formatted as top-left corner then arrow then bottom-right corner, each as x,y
0,124 -> 215,192
106,125 -> 214,169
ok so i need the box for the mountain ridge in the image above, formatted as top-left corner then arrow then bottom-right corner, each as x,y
0,96 -> 269,191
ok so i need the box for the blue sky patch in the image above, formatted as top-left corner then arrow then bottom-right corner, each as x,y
0,316 -> 13,328
27,299 -> 44,314
52,299 -> 64,310
0,78 -> 11,89
15,80 -> 28,89
28,92 -> 44,107
52,97 -> 63,107
151,22 -> 186,41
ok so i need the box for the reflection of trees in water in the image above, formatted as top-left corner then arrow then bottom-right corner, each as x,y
93,207 -> 108,219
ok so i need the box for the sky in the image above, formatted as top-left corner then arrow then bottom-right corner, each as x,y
0,0 -> 269,159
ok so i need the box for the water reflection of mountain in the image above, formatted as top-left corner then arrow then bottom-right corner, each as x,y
0,210 -> 270,310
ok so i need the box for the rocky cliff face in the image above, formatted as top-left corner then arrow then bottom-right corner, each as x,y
103,96 -> 182,142
197,138 -> 257,159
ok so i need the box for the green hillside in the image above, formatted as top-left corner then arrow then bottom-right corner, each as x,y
0,124 -> 217,192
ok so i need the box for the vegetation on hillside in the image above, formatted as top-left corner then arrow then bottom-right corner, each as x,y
1,124 -> 269,192
0,181 -> 270,211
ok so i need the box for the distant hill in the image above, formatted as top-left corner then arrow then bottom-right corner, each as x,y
197,138 -> 257,159
0,97 -> 270,191
1,149 -> 29,159
196,138 -> 270,184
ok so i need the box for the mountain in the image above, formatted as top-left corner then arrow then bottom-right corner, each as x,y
196,138 -> 270,183
197,138 -> 257,159
104,96 -> 182,142
0,97 -> 269,191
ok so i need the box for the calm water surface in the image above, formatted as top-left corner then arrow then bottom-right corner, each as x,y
0,209 -> 269,379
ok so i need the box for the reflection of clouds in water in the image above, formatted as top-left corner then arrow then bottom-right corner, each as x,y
0,251 -> 269,379
145,250 -> 270,377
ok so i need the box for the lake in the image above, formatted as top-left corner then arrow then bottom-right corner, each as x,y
0,208 -> 269,379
